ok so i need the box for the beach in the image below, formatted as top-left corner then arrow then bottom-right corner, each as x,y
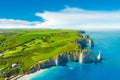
15,69 -> 46,80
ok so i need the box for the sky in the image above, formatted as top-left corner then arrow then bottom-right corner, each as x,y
0,0 -> 120,30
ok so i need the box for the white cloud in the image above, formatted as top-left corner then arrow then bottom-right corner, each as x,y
1,7 -> 120,30
0,19 -> 41,28
35,7 -> 120,30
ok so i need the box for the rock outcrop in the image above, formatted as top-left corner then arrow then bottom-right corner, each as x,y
79,52 -> 93,63
97,51 -> 102,61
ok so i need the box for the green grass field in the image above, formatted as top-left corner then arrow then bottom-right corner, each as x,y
0,29 -> 85,78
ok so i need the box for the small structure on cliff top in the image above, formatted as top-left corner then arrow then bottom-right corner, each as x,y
0,53 -> 3,57
12,63 -> 17,68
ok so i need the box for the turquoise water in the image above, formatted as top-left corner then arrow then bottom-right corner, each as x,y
29,31 -> 120,80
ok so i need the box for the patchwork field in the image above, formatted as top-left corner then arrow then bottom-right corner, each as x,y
0,29 -> 84,78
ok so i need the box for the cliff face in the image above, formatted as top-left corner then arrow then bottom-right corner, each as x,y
29,32 -> 100,73
30,50 -> 96,72
40,59 -> 57,69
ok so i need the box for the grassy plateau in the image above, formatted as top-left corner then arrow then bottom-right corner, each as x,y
0,29 -> 85,79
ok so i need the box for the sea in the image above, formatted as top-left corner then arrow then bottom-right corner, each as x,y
28,30 -> 120,80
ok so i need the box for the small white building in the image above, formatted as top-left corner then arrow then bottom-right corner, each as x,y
12,63 -> 17,67
0,53 -> 3,57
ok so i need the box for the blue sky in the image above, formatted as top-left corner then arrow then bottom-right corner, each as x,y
0,0 -> 120,29
0,0 -> 120,21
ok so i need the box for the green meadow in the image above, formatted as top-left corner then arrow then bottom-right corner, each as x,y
0,29 -> 83,78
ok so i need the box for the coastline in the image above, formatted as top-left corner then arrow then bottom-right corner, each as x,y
0,30 -> 97,80
14,69 -> 47,80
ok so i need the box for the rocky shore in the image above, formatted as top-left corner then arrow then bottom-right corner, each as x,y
13,31 -> 102,80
